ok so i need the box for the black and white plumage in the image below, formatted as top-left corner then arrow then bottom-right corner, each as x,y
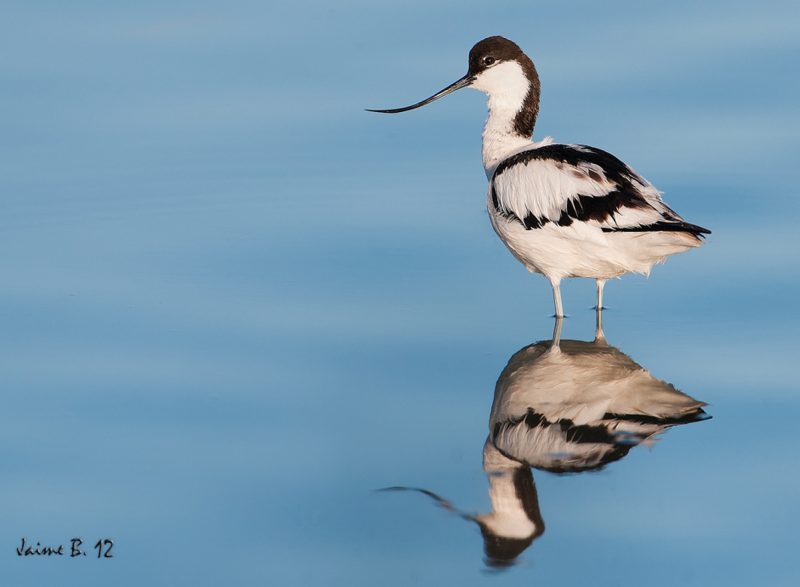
489,317 -> 709,475
476,316 -> 709,565
379,315 -> 708,568
370,36 -> 710,316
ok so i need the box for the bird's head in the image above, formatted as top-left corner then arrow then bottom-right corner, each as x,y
367,36 -> 538,114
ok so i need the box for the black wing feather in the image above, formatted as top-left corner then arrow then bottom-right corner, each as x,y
491,144 -> 711,237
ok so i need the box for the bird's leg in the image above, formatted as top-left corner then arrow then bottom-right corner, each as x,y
594,279 -> 606,310
551,316 -> 564,350
593,307 -> 607,345
550,278 -> 564,318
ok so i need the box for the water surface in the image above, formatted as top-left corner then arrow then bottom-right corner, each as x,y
1,0 -> 799,585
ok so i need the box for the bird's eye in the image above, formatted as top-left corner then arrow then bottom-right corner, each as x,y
483,56 -> 496,66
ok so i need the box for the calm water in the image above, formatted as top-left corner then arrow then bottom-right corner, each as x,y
2,1 -> 799,585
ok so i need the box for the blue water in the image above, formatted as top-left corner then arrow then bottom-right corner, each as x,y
1,0 -> 799,584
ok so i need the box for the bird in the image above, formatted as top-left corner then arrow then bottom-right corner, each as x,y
379,314 -> 709,567
369,36 -> 710,317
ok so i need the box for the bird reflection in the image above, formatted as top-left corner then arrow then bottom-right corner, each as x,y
382,312 -> 709,569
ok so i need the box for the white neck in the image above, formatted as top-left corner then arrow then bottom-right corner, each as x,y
477,438 -> 540,539
481,109 -> 532,178
478,472 -> 538,539
470,61 -> 534,178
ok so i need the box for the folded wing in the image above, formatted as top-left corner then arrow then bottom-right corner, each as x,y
491,144 -> 710,236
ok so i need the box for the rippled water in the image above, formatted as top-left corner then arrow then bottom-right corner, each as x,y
2,1 -> 799,585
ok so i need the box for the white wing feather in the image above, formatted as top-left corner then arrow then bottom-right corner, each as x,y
491,144 -> 678,230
